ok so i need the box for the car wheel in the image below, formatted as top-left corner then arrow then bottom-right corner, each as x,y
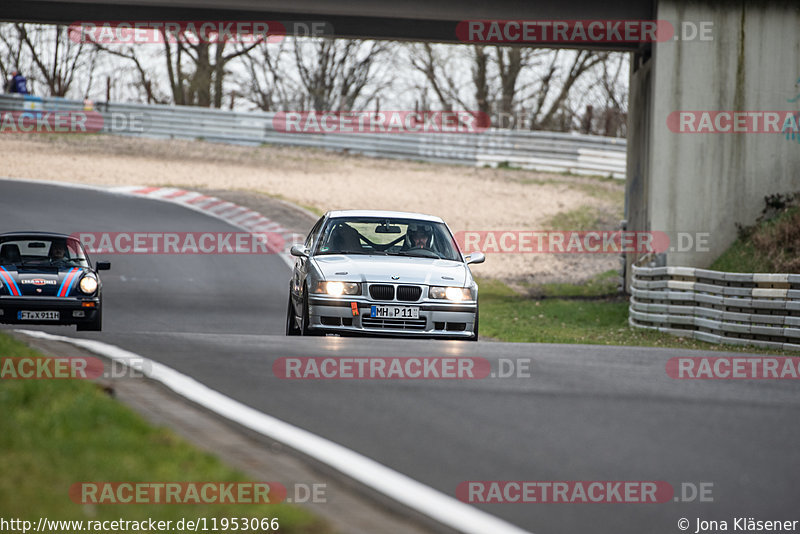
471,307 -> 479,341
300,290 -> 317,336
286,294 -> 300,336
77,310 -> 102,332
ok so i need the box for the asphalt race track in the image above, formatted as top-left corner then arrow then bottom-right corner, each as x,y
3,179 -> 800,534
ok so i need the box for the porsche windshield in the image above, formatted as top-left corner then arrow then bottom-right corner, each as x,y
316,217 -> 461,261
0,237 -> 89,267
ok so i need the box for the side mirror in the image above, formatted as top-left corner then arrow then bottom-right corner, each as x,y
290,245 -> 309,258
95,261 -> 111,271
465,252 -> 485,265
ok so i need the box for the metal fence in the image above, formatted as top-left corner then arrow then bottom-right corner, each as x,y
629,255 -> 800,351
0,94 -> 627,178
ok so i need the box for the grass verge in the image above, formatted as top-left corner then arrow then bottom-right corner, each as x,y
710,204 -> 800,273
516,269 -> 619,298
0,333 -> 330,533
478,277 -> 790,353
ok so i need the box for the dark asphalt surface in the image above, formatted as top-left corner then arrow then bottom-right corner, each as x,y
3,179 -> 800,534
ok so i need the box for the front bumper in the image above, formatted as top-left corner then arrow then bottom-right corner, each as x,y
307,295 -> 477,338
0,296 -> 101,326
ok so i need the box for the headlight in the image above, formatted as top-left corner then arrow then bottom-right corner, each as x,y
312,281 -> 360,296
79,276 -> 98,294
430,286 -> 471,301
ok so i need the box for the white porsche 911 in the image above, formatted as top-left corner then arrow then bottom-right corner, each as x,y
286,210 -> 484,340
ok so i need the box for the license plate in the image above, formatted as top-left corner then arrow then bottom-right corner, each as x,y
370,305 -> 419,319
18,311 -> 60,320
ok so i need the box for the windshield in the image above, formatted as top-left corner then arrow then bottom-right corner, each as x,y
315,217 -> 461,261
0,237 -> 89,268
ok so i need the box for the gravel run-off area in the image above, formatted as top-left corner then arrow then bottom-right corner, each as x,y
1,134 -> 625,285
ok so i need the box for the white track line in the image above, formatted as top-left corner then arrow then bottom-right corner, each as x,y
17,329 -> 532,534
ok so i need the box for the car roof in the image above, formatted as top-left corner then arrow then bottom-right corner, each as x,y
325,210 -> 444,223
0,232 -> 74,239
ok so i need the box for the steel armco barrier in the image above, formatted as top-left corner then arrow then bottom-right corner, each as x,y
0,94 -> 627,178
630,255 -> 800,351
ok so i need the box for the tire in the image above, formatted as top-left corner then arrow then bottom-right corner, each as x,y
300,291 -> 317,336
286,294 -> 300,336
77,309 -> 102,332
470,307 -> 479,341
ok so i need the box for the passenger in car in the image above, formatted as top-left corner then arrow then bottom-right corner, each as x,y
329,223 -> 363,253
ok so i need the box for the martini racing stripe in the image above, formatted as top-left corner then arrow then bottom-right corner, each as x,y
57,268 -> 81,297
0,266 -> 21,296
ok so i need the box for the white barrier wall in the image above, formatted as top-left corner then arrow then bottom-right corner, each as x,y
0,94 -> 626,178
630,258 -> 800,351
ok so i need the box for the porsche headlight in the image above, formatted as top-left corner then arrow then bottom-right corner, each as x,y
430,286 -> 471,301
79,275 -> 98,294
312,281 -> 360,296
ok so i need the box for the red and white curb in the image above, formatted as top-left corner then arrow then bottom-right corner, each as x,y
111,186 -> 304,268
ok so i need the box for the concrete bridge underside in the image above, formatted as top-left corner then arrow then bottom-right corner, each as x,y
3,0 -> 653,46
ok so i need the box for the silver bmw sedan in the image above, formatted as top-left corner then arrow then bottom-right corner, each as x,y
286,210 -> 484,340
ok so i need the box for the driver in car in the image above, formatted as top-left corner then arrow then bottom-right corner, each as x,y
49,241 -> 68,263
406,223 -> 434,250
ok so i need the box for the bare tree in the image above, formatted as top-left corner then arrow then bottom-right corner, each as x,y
293,38 -> 389,111
236,38 -> 295,111
596,54 -> 628,136
0,24 -> 25,88
86,40 -> 168,103
161,28 -> 260,107
1,21 -> 628,136
14,23 -> 98,96
492,46 -> 550,128
472,45 -> 490,117
517,49 -> 609,130
236,37 -> 391,112
407,42 -> 621,134
567,53 -> 629,136
408,43 -> 471,112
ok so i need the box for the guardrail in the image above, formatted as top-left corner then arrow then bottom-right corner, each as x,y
0,94 -> 627,178
629,256 -> 800,351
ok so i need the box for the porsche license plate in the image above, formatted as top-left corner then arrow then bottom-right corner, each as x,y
370,306 -> 419,319
18,311 -> 60,320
